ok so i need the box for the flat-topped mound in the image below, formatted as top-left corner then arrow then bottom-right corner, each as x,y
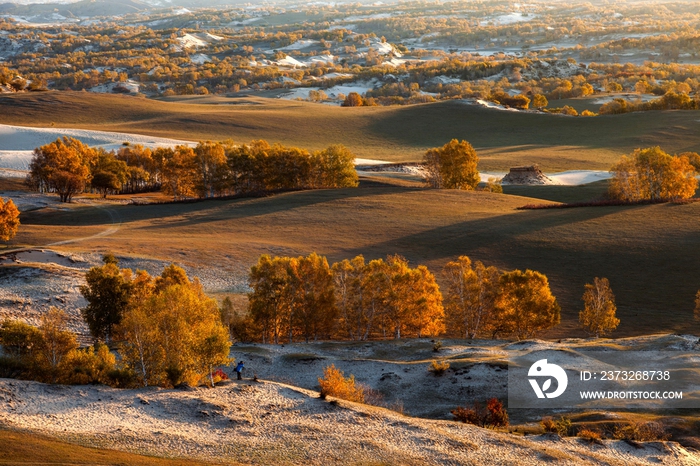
501,165 -> 559,185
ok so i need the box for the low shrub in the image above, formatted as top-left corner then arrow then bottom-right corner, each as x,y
318,364 -> 365,403
577,428 -> 603,444
432,340 -> 443,352
541,417 -> 557,433
429,360 -> 450,376
555,416 -> 573,436
452,398 -> 509,428
612,421 -> 669,441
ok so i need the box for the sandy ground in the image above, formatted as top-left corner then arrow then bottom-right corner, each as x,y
1,376 -> 698,465
0,248 -> 249,340
0,124 -> 194,172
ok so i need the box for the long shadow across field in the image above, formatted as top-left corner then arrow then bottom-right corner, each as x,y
20,179 -> 423,229
337,203 -> 700,337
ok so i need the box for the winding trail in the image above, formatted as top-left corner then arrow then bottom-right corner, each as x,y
1,202 -> 122,256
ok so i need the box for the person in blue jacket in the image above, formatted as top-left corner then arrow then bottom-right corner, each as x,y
234,361 -> 245,380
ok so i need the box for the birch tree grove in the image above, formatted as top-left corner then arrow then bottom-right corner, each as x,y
579,277 -> 619,337
443,256 -> 500,339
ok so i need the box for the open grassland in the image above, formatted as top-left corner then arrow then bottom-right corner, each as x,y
7,176 -> 700,338
0,427 -> 215,466
2,92 -> 700,170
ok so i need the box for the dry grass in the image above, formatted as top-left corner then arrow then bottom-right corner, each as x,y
0,427 -> 217,465
2,92 -> 700,170
6,175 -> 700,337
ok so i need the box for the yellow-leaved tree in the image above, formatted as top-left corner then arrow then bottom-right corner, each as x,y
28,137 -> 93,202
442,256 -> 500,340
579,277 -> 619,338
609,147 -> 698,201
423,139 -> 480,190
117,265 -> 231,387
0,196 -> 20,243
494,269 -> 560,340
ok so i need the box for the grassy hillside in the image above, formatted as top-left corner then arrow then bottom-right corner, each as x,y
8,176 -> 700,338
0,427 -> 215,465
2,92 -> 700,170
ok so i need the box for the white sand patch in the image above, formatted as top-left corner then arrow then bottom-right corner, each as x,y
279,81 -> 375,101
548,170 -> 611,185
480,12 -> 538,26
0,124 -> 194,172
275,55 -> 306,68
592,93 -> 657,105
89,79 -> 140,94
190,53 -> 211,65
177,33 -> 207,49
479,172 -> 508,182
354,158 -> 392,165
278,39 -> 319,51
474,99 -> 522,112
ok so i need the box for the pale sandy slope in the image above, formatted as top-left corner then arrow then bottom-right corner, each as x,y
0,378 -> 697,466
0,124 -> 194,171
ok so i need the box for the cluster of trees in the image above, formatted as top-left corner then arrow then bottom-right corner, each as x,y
0,196 -> 20,243
599,92 -> 699,115
0,308 -> 116,385
423,139 -> 480,190
442,256 -> 560,340
243,253 -> 562,342
79,256 -> 231,387
246,253 -> 444,343
27,137 -> 358,202
608,147 -> 698,201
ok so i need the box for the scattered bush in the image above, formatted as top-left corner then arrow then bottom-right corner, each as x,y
555,416 -> 573,436
318,364 -> 365,403
577,428 -> 603,444
541,416 -> 557,433
451,398 -> 508,428
429,359 -> 450,376
612,421 -> 669,442
432,340 -> 443,352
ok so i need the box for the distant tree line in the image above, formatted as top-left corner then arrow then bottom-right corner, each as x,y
27,137 -> 359,202
235,253 -> 561,343
599,91 -> 700,115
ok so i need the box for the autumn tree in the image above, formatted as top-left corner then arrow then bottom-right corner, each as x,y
532,94 -> 548,108
423,139 -> 480,190
609,147 -> 698,201
116,265 -> 231,387
310,144 -> 359,188
443,256 -> 500,339
34,307 -> 79,383
287,253 -> 337,342
369,255 -> 444,339
579,277 -> 619,337
80,254 -> 133,342
494,269 -> 560,340
91,150 -> 128,198
248,255 -> 291,344
332,255 -> 372,340
341,92 -> 364,107
28,137 -> 93,202
159,146 -> 197,200
0,196 -> 20,242
194,141 -> 227,198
